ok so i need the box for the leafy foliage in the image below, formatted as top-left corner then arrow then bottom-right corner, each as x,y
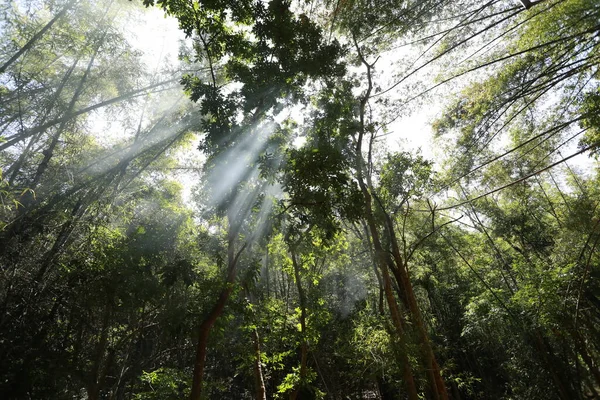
2,0 -> 600,399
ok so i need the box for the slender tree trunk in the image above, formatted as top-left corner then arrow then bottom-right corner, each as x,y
290,249 -> 309,400
360,220 -> 385,315
190,322 -> 212,400
386,219 -> 448,400
0,78 -> 179,151
0,0 -> 78,74
265,246 -> 270,297
252,326 -> 267,400
7,57 -> 79,185
29,29 -> 106,191
244,284 -> 267,400
88,304 -> 112,400
189,226 -> 247,400
362,197 -> 419,400
382,269 -> 418,400
352,34 -> 435,400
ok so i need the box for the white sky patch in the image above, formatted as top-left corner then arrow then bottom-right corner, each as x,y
345,32 -> 455,168
119,3 -> 184,69
387,104 -> 439,161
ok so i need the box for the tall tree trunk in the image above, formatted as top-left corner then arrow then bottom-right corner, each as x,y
252,321 -> 267,400
352,34 -> 438,400
7,56 -> 79,185
189,226 -> 247,400
0,0 -> 78,73
289,248 -> 309,400
88,303 -> 112,400
361,190 -> 419,400
359,220 -> 385,315
29,28 -> 107,191
244,284 -> 267,400
383,211 -> 448,400
0,78 -> 179,151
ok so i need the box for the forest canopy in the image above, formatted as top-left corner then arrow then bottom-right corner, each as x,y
1,0 -> 599,399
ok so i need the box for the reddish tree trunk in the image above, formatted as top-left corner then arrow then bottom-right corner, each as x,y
189,229 -> 246,400
252,327 -> 267,400
388,233 -> 448,400
189,279 -> 235,400
360,190 -> 419,400
353,32 -> 446,400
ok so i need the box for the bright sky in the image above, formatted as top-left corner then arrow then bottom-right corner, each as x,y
121,0 -> 595,205
127,3 -> 437,153
120,3 -> 442,208
123,3 -> 183,69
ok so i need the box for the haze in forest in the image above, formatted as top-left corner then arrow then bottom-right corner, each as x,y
1,0 -> 599,399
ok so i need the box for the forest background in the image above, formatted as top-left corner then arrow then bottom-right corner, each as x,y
1,0 -> 599,399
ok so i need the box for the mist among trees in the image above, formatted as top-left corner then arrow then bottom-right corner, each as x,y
1,0 -> 599,399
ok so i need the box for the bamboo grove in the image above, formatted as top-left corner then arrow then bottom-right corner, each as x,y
1,0 -> 599,399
